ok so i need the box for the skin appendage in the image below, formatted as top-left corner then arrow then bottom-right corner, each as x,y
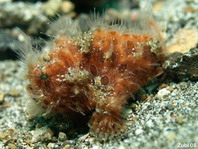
16,10 -> 165,139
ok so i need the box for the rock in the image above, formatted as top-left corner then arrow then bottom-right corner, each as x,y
0,2 -> 52,35
118,144 -> 129,149
0,0 -> 12,3
175,115 -> 185,124
92,146 -> 100,149
7,89 -> 20,97
0,30 -> 18,60
153,1 -> 165,12
157,88 -> 171,98
58,132 -> 67,141
42,0 -> 62,16
0,101 -> 11,108
163,48 -> 198,81
0,93 -> 5,104
63,144 -> 71,149
146,120 -> 154,128
8,143 -> 16,149
166,131 -> 176,141
184,6 -> 196,13
167,29 -> 198,53
130,103 -> 139,110
47,143 -> 56,148
31,127 -> 54,143
61,1 -> 75,14
0,2 -> 44,27
135,129 -> 143,135
0,128 -> 17,141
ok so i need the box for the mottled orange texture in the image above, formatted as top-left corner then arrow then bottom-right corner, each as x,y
26,26 -> 164,138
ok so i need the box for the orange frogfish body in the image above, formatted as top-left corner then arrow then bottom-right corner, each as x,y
22,16 -> 165,138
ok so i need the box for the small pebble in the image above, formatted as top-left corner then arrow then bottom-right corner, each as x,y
7,89 -> 20,97
130,103 -> 138,110
8,143 -> 16,149
0,101 -> 11,108
135,129 -> 143,135
63,144 -> 71,149
167,104 -> 175,110
153,1 -> 165,11
166,131 -> 176,141
31,127 -> 53,143
175,115 -> 185,124
42,0 -> 62,16
58,132 -> 67,141
184,6 -> 195,13
0,128 -> 17,140
157,88 -> 171,98
146,120 -> 154,128
92,146 -> 100,149
118,144 -> 129,149
0,93 -> 5,104
160,84 -> 169,89
61,1 -> 75,14
167,86 -> 174,92
47,143 -> 55,148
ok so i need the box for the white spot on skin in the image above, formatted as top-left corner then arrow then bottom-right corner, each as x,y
104,38 -> 114,60
98,38 -> 105,45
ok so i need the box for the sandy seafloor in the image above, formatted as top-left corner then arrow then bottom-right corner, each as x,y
0,0 -> 198,149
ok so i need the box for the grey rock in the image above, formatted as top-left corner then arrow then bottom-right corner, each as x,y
0,29 -> 45,60
163,48 -> 198,81
0,2 -> 52,35
0,30 -> 18,60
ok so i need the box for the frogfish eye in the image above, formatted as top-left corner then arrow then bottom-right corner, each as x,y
40,74 -> 49,80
